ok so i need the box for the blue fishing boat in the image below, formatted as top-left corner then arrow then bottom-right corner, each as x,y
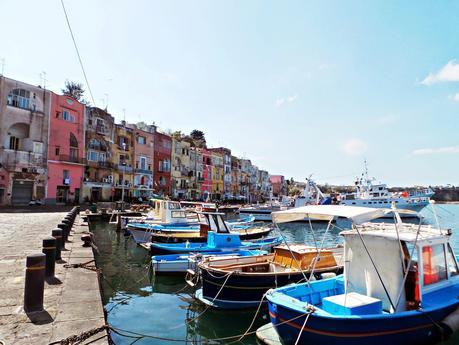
266,204 -> 459,345
150,211 -> 282,254
151,249 -> 268,274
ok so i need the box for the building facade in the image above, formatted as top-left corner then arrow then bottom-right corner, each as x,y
269,175 -> 287,197
129,123 -> 155,199
112,123 -> 134,201
46,93 -> 85,204
189,146 -> 202,200
200,148 -> 212,201
209,147 -> 231,200
153,130 -> 172,196
83,107 -> 115,202
171,137 -> 191,199
210,150 -> 223,200
231,156 -> 242,199
0,76 -> 51,205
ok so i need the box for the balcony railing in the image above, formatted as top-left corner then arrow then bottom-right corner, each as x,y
95,125 -> 108,135
135,168 -> 153,174
117,164 -> 134,173
56,154 -> 86,164
1,149 -> 44,171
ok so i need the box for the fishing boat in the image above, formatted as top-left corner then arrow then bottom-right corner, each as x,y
339,162 -> 434,217
150,211 -> 283,254
266,204 -> 459,345
151,249 -> 268,274
194,244 -> 343,309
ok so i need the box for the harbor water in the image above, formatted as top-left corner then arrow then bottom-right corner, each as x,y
90,204 -> 459,344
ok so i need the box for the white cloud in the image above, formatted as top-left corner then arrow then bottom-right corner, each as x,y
377,114 -> 398,125
276,94 -> 298,107
421,60 -> 459,85
342,138 -> 368,156
412,146 -> 459,155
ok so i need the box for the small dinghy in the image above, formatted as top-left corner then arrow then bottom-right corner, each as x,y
195,244 -> 343,309
266,204 -> 459,345
151,249 -> 268,274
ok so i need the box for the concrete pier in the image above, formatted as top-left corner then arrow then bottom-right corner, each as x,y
0,209 -> 107,345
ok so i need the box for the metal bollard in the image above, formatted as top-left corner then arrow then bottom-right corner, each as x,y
62,218 -> 73,233
42,237 -> 56,278
57,223 -> 69,242
51,228 -> 63,260
65,214 -> 74,226
24,253 -> 46,313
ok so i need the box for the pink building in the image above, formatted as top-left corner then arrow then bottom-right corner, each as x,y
200,148 -> 212,201
46,93 -> 85,204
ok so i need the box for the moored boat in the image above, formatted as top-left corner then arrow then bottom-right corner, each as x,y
195,244 -> 343,309
151,249 -> 268,274
266,204 -> 459,345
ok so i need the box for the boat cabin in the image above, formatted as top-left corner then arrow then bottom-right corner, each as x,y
148,199 -> 189,224
342,223 -> 459,313
195,211 -> 243,248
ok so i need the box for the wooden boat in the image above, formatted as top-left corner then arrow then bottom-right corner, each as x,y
266,205 -> 459,345
195,244 -> 343,309
151,249 -> 268,274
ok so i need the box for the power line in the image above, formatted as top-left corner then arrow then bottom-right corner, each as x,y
60,0 -> 96,106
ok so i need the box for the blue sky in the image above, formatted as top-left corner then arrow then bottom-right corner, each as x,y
1,1 -> 458,186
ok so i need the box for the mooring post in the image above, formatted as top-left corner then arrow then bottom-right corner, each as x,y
57,223 -> 69,242
51,228 -> 63,260
64,214 -> 73,227
42,237 -> 56,278
24,253 -> 46,313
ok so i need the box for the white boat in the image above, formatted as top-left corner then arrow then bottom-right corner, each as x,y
339,164 -> 434,217
239,178 -> 330,221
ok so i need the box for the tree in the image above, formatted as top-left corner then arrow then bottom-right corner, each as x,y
62,80 -> 87,103
190,130 -> 206,148
172,131 -> 183,140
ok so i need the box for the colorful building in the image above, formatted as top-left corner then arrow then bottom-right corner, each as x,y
0,76 -> 51,205
129,123 -> 155,199
210,147 -> 232,199
189,146 -> 202,200
210,150 -> 224,200
46,93 -> 85,204
171,136 -> 191,199
112,122 -> 134,201
269,175 -> 287,197
153,130 -> 172,196
82,107 -> 115,202
231,156 -> 242,199
200,148 -> 212,201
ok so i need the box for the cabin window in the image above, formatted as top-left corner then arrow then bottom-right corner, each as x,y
208,215 -> 218,230
422,244 -> 447,286
446,244 -> 459,277
171,211 -> 186,218
217,216 -> 227,232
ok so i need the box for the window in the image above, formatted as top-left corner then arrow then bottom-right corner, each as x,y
137,136 -> 146,145
140,157 -> 147,170
446,244 -> 459,277
69,147 -> 78,162
87,150 -> 98,161
99,152 -> 106,162
9,136 -> 19,150
55,147 -> 60,156
159,176 -> 166,185
63,170 -> 70,185
119,154 -> 126,165
423,244 -> 447,285
33,142 -> 43,154
69,133 -> 78,148
7,89 -> 30,109
63,110 -> 71,121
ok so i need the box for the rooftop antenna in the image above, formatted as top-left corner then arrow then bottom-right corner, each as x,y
104,93 -> 109,109
122,108 -> 126,123
40,71 -> 48,89
0,58 -> 5,76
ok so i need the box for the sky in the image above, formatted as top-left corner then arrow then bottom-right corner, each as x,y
1,0 -> 458,186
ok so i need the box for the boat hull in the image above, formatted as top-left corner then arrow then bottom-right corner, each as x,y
268,301 -> 457,345
199,268 -> 342,309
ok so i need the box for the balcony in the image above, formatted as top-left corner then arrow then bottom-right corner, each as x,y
56,154 -> 86,164
117,164 -> 134,173
1,149 -> 44,171
95,125 -> 109,135
135,168 -> 152,175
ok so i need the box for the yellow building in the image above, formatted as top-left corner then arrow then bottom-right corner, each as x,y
210,151 -> 224,200
171,137 -> 191,199
112,123 -> 135,201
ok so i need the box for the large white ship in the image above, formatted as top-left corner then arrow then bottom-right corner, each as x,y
339,164 -> 434,217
